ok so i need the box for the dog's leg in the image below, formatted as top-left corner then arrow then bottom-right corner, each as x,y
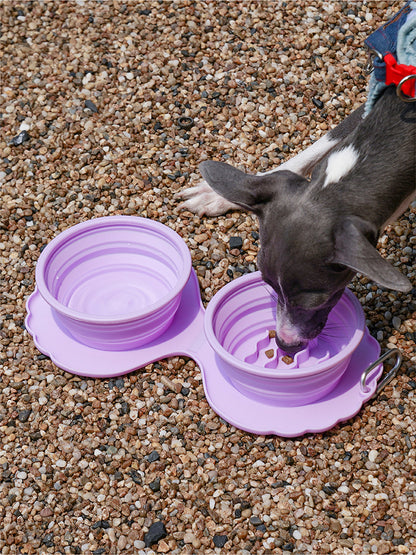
176,105 -> 365,216
175,179 -> 241,217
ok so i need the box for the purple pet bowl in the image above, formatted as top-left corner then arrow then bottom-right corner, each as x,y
204,272 -> 365,407
35,216 -> 192,350
26,217 -> 401,436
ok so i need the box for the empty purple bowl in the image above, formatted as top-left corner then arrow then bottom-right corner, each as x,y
35,216 -> 192,350
204,272 -> 365,407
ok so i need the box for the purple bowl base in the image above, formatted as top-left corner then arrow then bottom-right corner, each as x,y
201,329 -> 382,437
26,271 -> 205,377
26,271 -> 383,437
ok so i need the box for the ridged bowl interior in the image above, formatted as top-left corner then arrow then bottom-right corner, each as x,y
205,272 -> 365,406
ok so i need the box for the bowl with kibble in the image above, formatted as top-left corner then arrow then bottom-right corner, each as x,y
204,271 -> 368,407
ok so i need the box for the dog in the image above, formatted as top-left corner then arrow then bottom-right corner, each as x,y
177,85 -> 415,353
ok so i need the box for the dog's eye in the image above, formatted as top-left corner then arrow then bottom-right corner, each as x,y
330,263 -> 347,273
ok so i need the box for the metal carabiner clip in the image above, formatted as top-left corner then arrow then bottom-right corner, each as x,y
365,48 -> 384,74
360,348 -> 402,399
396,74 -> 416,102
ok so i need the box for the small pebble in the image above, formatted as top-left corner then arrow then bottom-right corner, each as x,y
312,98 -> 324,109
17,409 -> 31,422
368,450 -> 379,463
10,130 -> 30,146
229,236 -> 243,250
146,450 -> 160,463
149,477 -> 160,492
213,535 -> 228,548
292,530 -> 302,540
144,522 -> 167,548
392,316 -> 402,331
84,99 -> 98,113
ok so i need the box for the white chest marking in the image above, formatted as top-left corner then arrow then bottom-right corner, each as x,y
323,145 -> 359,188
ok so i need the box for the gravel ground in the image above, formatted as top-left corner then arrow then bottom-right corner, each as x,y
1,0 -> 415,553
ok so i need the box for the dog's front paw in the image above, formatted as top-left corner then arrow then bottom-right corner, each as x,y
175,180 -> 240,217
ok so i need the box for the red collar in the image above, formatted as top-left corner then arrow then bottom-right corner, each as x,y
384,53 -> 416,100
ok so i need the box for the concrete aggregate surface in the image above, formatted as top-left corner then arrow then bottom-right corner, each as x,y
0,1 -> 415,553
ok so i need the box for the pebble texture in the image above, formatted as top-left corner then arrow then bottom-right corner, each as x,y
1,1 -> 415,553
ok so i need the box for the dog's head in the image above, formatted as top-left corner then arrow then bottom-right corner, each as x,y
200,161 -> 412,352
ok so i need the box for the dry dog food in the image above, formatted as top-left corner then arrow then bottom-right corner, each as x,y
282,355 -> 294,365
268,329 -> 276,339
265,349 -> 275,359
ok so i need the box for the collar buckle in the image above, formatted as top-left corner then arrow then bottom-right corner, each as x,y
384,52 -> 416,100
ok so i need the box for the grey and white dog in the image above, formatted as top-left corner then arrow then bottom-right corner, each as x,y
178,87 -> 415,353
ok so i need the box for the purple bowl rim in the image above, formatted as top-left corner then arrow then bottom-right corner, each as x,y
204,271 -> 365,379
35,216 -> 192,325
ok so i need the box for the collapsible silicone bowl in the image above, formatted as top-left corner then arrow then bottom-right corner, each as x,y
35,216 -> 192,350
204,272 -> 365,407
26,218 -> 402,436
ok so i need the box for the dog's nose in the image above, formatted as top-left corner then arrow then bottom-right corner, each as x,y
275,336 -> 307,354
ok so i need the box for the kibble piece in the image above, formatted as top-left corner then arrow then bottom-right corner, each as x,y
282,355 -> 294,365
268,329 -> 276,338
265,349 -> 274,359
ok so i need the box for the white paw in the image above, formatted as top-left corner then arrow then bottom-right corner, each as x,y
175,180 -> 240,217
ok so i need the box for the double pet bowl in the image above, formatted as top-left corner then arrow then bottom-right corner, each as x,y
26,216 -> 401,437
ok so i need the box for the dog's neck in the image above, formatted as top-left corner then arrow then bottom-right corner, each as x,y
274,87 -> 416,231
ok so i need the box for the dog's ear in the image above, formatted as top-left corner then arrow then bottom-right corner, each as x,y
333,217 -> 412,292
199,161 -> 287,213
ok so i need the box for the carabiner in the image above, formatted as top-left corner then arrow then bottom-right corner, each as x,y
360,348 -> 402,399
365,48 -> 383,74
